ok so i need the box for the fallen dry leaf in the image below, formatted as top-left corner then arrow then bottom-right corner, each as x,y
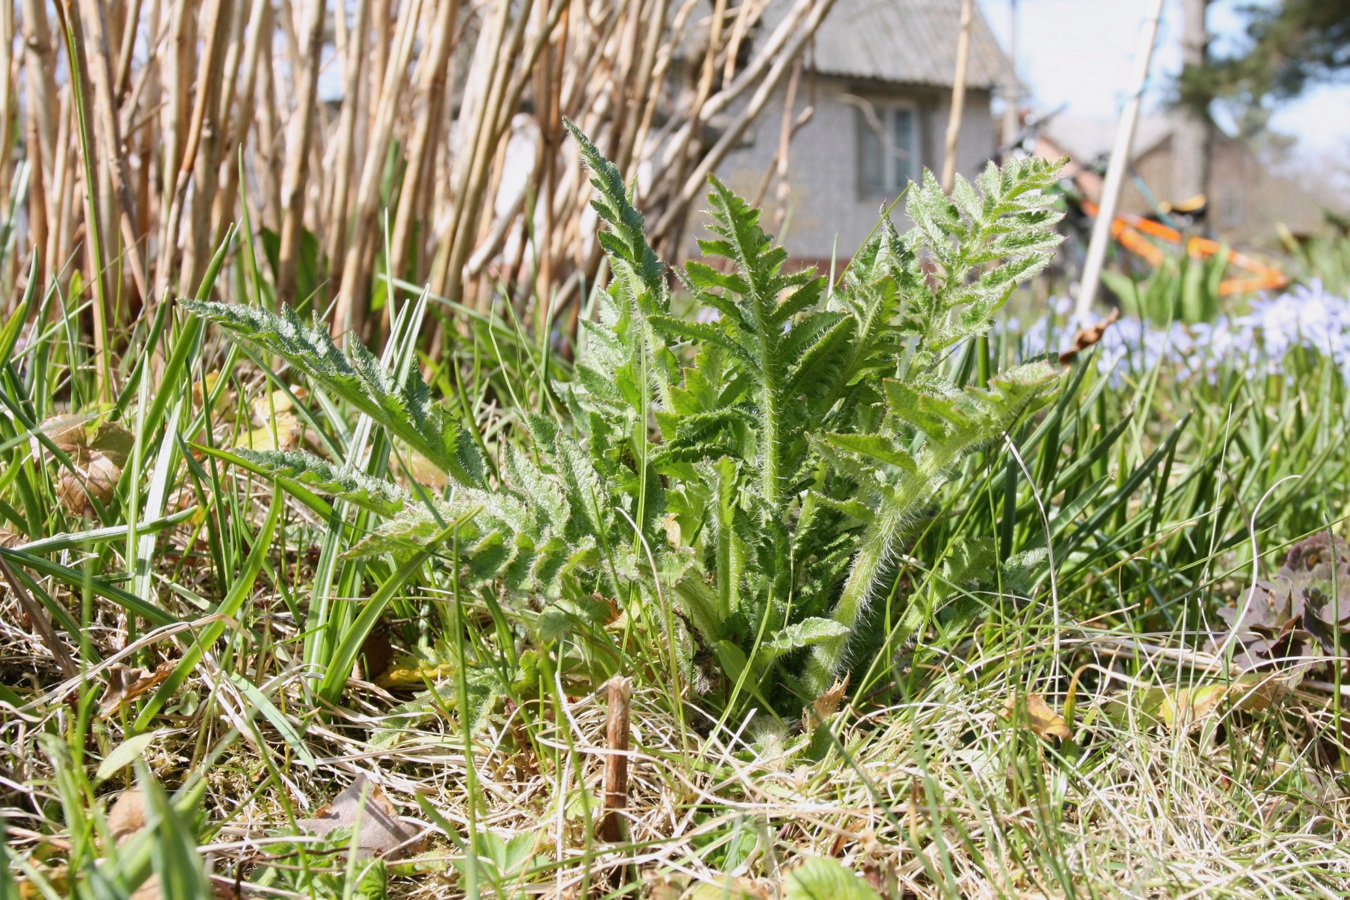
646,875 -> 767,900
662,514 -> 682,548
648,877 -> 686,900
1104,670 -> 1299,734
40,414 -> 91,454
191,371 -> 235,419
1002,693 -> 1072,743
108,788 -> 148,845
19,869 -> 71,899
683,878 -> 766,900
1157,674 -> 1293,731
804,673 -> 850,732
297,774 -> 424,859
1058,307 -> 1121,365
38,416 -> 135,515
105,790 -> 163,900
103,789 -> 234,900
99,661 -> 176,718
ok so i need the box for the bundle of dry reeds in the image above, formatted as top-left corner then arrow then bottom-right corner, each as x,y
0,0 -> 835,357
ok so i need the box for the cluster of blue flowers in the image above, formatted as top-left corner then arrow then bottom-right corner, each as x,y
1008,281 -> 1350,383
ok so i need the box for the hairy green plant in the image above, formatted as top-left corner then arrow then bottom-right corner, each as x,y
187,126 -> 1064,718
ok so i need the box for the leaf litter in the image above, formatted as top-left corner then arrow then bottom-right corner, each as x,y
297,774 -> 425,860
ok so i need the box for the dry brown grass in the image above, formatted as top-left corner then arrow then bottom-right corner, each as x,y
9,586 -> 1349,899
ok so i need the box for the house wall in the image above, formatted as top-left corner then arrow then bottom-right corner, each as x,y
703,78 -> 998,264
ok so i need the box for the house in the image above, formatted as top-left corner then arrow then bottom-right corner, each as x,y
1044,113 -> 1333,248
707,0 -> 1011,266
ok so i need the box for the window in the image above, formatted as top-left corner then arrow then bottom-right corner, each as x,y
859,103 -> 920,196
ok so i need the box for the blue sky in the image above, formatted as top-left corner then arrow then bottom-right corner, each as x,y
976,0 -> 1350,159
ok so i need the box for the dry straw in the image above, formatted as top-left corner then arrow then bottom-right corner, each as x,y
3,0 -> 837,357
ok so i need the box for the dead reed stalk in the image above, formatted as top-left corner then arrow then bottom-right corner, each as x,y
3,0 -> 836,354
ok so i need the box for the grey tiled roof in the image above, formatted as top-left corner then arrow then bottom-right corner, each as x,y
777,0 -> 1010,89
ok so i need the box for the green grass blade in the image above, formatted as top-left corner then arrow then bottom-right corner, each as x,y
133,487 -> 281,732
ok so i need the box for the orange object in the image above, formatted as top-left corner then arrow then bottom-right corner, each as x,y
1080,200 -> 1287,295
1029,131 -> 1287,296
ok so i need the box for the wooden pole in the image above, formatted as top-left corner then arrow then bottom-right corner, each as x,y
940,0 -> 974,193
1001,0 -> 1019,151
1074,0 -> 1166,318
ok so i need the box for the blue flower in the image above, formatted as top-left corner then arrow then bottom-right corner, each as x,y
1007,282 -> 1350,385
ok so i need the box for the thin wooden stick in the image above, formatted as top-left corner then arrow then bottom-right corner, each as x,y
20,0 -> 60,283
370,0 -> 392,119
612,0 -> 669,177
1075,0 -> 1166,318
940,0 -> 974,194
0,2 -> 14,227
113,0 -> 143,101
533,0 -> 567,329
24,120 -> 48,293
254,25 -> 282,235
151,0 -> 191,299
753,54 -> 809,234
650,0 -> 838,245
76,0 -> 150,304
435,0 -> 526,309
47,93 -> 75,287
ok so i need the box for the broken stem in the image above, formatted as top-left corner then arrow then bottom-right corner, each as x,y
598,675 -> 633,843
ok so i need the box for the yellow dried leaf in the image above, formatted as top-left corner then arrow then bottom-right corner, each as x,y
684,876 -> 766,900
663,514 -> 682,548
1108,671 -> 1298,733
390,449 -> 448,491
19,868 -> 70,899
249,386 -> 305,419
376,659 -> 458,688
1158,684 -> 1228,729
238,422 -> 299,452
1159,673 -> 1294,730
1002,692 -> 1071,743
191,371 -> 235,418
239,387 -> 309,451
